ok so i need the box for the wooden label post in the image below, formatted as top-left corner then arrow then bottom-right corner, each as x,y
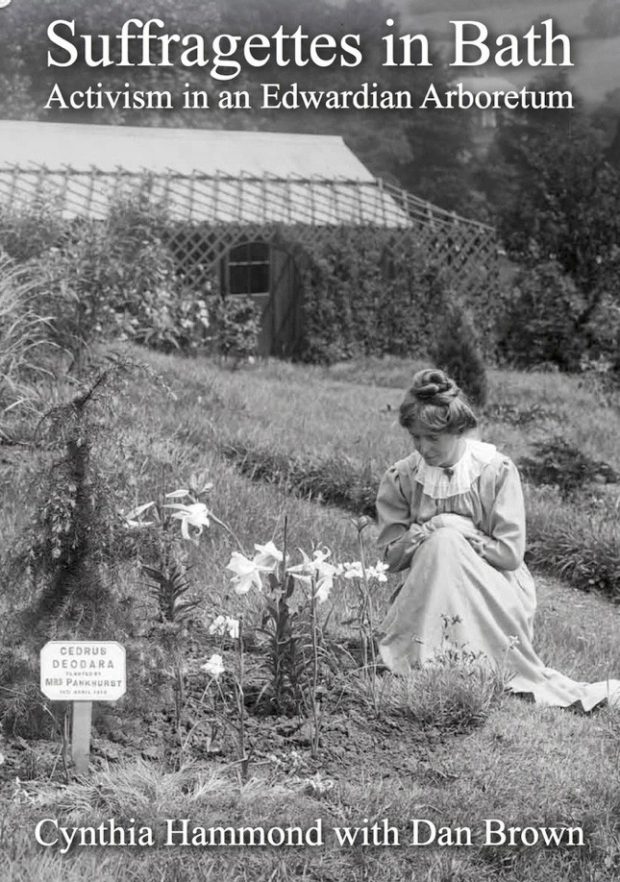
72,701 -> 93,775
40,641 -> 126,775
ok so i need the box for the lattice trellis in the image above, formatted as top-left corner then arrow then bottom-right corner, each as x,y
0,164 -> 499,300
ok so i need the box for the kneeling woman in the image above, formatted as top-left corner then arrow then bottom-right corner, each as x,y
376,368 -> 620,710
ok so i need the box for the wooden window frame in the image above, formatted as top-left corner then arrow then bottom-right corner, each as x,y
226,241 -> 271,296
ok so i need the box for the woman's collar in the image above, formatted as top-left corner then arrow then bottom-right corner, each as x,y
413,438 -> 498,499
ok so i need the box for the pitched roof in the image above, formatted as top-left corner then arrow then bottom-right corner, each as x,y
0,120 -> 491,234
0,120 -> 375,180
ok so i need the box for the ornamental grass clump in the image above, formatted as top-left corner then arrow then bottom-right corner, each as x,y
0,258 -> 52,435
381,657 -> 505,734
524,490 -> 620,601
378,617 -> 507,734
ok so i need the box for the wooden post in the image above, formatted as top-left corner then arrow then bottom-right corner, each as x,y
72,701 -> 93,775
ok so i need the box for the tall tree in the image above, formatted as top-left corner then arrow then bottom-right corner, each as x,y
480,76 -> 620,341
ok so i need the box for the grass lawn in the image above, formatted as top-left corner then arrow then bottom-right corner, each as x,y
1,348 -> 619,882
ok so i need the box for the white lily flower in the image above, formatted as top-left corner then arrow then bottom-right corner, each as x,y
226,552 -> 267,594
367,561 -> 389,582
209,615 -> 240,639
201,653 -> 225,679
287,548 -> 339,602
314,552 -> 339,603
209,614 -> 227,635
253,541 -> 283,570
226,618 -> 240,639
286,549 -> 314,586
164,502 -> 210,542
165,489 -> 190,499
312,547 -> 332,565
342,561 -> 364,580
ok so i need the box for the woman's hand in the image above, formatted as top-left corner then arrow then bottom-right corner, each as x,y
466,534 -> 487,558
427,513 -> 489,558
428,513 -> 481,538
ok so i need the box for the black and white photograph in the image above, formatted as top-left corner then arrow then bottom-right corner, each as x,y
0,1 -> 619,880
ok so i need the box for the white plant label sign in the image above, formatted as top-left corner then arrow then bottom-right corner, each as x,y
40,641 -> 126,701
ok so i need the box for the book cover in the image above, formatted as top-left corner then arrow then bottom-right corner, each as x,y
0,2 -> 619,881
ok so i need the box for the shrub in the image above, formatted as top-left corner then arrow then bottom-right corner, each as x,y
432,302 -> 488,407
210,295 -> 260,361
499,261 -> 588,370
296,230 -> 505,365
8,363 -> 148,640
0,648 -> 57,739
380,654 -> 504,734
30,228 -> 126,367
30,206 -> 212,362
0,201 -> 67,262
518,437 -> 619,498
582,293 -> 620,365
0,195 -> 215,366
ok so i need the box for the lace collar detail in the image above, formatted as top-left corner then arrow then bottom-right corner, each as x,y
412,439 -> 498,499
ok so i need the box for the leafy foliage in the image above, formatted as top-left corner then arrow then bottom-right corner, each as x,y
0,202 -> 66,262
31,200 -> 212,361
296,230 -> 504,365
485,104 -> 620,368
12,363 -> 144,639
0,196 -> 215,365
257,572 -> 313,715
499,262 -> 591,370
2,191 -> 503,369
143,562 -> 201,626
211,296 -> 260,362
0,648 -> 57,739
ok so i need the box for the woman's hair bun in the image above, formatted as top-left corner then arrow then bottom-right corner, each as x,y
399,367 -> 477,433
411,369 -> 459,403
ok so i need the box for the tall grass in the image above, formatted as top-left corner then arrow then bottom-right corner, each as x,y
0,259 -> 52,436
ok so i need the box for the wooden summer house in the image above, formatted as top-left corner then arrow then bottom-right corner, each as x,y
0,120 -> 497,357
